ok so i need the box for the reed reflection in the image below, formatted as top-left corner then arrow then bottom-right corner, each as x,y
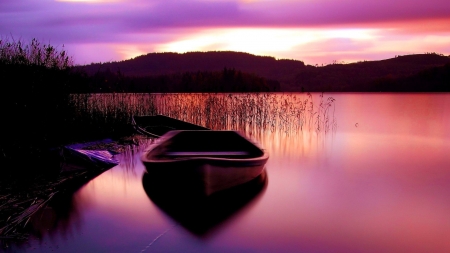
117,137 -> 155,174
142,169 -> 268,236
27,191 -> 85,242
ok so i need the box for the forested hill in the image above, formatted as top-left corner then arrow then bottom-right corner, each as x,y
76,51 -> 450,92
78,51 -> 304,80
294,53 -> 450,91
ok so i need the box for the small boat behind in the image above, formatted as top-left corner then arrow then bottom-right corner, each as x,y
132,115 -> 209,138
60,139 -> 120,171
141,130 -> 269,196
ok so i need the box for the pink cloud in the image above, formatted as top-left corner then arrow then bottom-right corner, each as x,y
1,0 -> 449,64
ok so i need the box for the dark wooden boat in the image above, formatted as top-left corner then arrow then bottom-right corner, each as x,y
132,115 -> 209,138
141,130 -> 269,196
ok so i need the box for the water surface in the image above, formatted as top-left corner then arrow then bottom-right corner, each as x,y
15,92 -> 450,253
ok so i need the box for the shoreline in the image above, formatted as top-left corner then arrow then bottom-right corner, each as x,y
0,135 -> 147,247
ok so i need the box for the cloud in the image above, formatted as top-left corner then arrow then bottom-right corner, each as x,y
0,0 -> 47,13
1,0 -> 449,64
56,0 -> 122,3
227,0 -> 450,28
118,1 -> 241,31
3,0 -> 450,38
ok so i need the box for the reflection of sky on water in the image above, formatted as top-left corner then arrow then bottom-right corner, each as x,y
252,133 -> 450,253
19,93 -> 450,253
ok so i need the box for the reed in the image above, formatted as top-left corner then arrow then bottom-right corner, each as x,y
69,92 -> 337,135
0,37 -> 72,70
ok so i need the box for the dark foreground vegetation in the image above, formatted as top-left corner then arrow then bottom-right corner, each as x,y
1,38 -> 73,176
0,37 -> 136,245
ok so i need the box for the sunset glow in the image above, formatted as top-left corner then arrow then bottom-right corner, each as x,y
115,44 -> 149,61
1,0 -> 449,65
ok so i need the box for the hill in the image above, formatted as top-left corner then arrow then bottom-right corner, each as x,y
370,63 -> 450,92
293,53 -> 450,91
79,51 -> 304,79
76,52 -> 450,92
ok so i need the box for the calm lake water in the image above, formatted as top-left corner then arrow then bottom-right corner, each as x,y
12,93 -> 450,253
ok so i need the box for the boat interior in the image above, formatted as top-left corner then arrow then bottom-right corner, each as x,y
150,130 -> 265,159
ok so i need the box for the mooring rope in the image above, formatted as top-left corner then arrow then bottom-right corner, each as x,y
139,224 -> 177,253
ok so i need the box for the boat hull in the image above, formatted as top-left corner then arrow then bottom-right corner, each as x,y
141,130 -> 269,196
143,157 -> 267,196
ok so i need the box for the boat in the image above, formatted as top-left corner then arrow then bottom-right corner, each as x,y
60,139 -> 120,171
141,130 -> 269,196
132,115 -> 209,138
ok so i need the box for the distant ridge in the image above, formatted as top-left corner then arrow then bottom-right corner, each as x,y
79,51 -> 305,78
76,51 -> 450,92
294,53 -> 450,91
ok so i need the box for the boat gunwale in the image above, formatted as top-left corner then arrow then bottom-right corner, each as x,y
132,115 -> 209,138
140,130 -> 269,164
141,150 -> 269,164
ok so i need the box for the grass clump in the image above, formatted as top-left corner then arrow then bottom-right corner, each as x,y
0,37 -> 72,70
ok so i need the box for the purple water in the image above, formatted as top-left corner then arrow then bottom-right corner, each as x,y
13,93 -> 450,253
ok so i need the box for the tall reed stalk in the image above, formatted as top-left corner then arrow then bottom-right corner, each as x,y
69,92 -> 337,136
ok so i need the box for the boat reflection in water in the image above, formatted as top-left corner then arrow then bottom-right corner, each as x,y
142,169 -> 268,236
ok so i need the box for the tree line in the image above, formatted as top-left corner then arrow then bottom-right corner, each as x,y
72,67 -> 280,93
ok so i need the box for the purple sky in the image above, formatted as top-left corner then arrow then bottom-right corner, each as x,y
1,0 -> 449,65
